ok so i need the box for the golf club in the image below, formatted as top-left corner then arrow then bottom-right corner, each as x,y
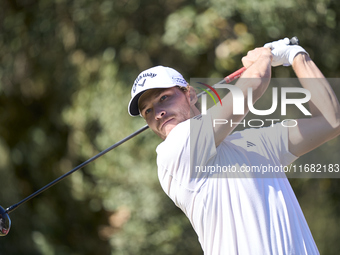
0,37 -> 299,236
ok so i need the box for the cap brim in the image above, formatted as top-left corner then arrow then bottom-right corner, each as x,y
128,90 -> 145,116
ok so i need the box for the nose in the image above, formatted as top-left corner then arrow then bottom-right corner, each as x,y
155,107 -> 166,120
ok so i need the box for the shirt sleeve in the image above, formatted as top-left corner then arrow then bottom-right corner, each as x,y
277,122 -> 299,165
189,114 -> 217,170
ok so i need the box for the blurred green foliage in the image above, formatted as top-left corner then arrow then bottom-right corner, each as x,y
0,0 -> 340,254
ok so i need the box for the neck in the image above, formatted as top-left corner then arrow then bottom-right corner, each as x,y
190,105 -> 201,118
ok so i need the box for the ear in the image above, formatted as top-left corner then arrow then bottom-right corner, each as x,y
187,85 -> 198,106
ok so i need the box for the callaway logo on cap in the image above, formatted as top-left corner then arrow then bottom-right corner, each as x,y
128,65 -> 188,116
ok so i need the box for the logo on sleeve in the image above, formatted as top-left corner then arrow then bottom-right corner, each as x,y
247,141 -> 256,147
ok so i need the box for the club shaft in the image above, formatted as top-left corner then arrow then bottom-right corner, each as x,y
6,124 -> 149,214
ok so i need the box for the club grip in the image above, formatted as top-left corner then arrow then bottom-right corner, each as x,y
224,67 -> 247,83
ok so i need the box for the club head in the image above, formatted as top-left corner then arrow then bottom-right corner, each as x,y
0,205 -> 11,236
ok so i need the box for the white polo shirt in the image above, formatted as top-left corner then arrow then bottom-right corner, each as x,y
156,115 -> 319,255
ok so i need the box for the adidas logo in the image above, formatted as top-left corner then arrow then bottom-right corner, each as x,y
247,141 -> 256,147
193,115 -> 202,120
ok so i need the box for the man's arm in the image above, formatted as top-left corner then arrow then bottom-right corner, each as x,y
209,47 -> 273,147
287,53 -> 340,156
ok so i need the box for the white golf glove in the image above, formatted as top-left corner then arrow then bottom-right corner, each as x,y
263,37 -> 309,67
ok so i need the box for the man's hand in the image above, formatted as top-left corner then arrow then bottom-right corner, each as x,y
241,47 -> 272,69
264,38 -> 309,67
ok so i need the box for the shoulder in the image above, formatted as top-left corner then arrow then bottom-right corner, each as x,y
156,115 -> 209,154
156,119 -> 190,157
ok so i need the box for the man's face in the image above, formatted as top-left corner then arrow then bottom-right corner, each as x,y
138,87 -> 191,140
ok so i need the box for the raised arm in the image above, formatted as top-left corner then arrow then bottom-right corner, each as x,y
209,47 -> 273,146
287,53 -> 340,156
263,38 -> 340,156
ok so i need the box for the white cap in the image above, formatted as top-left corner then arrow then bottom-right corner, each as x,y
128,65 -> 188,116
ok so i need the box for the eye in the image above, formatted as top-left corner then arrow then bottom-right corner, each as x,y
144,108 -> 151,115
160,95 -> 168,101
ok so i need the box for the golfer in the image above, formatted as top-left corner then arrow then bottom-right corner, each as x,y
128,38 -> 340,254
